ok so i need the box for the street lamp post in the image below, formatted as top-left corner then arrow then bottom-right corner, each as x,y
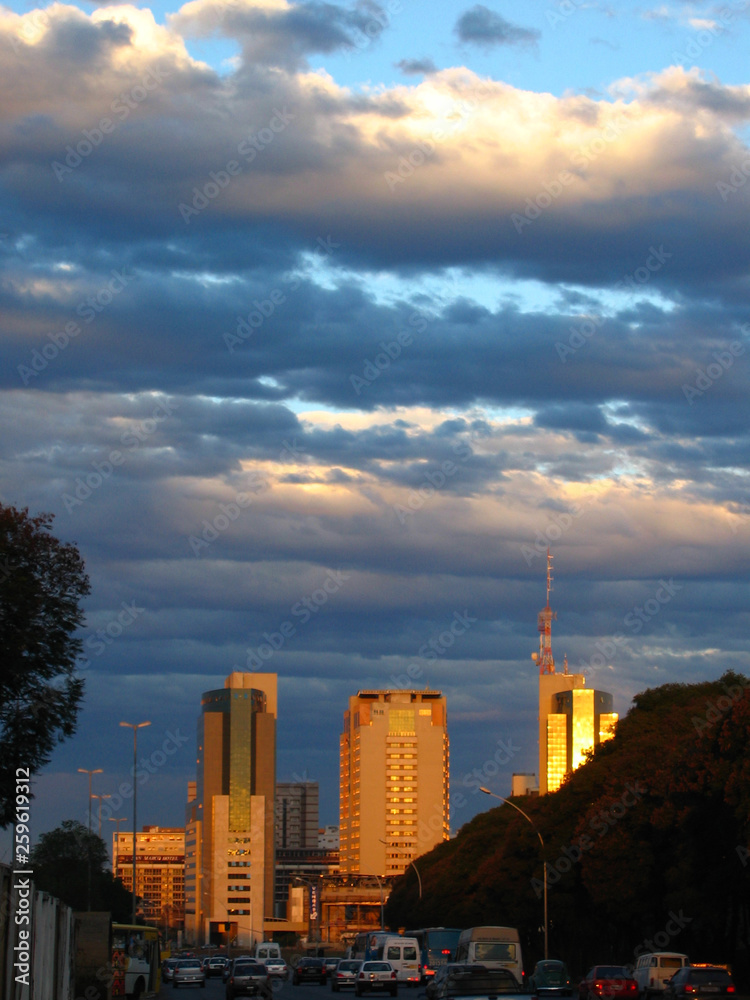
480,787 -> 548,959
109,816 -> 128,873
78,768 -> 103,911
91,793 -> 112,838
379,839 -> 422,899
120,721 -> 151,924
78,768 -> 103,832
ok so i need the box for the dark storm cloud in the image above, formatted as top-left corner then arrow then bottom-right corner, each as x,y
1,0 -> 750,846
453,5 -> 540,47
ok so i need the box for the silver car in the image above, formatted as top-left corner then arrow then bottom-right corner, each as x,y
332,960 -> 363,992
173,958 -> 206,988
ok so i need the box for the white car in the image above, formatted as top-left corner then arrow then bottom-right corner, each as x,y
355,961 -> 398,997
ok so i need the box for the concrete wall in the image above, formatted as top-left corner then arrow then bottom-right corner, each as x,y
0,862 -> 76,1000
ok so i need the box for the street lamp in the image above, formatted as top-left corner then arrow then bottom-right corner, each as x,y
78,768 -> 103,911
91,793 -> 112,838
120,720 -> 151,924
379,839 -> 422,899
480,787 -> 548,959
109,816 -> 128,873
77,768 -> 103,832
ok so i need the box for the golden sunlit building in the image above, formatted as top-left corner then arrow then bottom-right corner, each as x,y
540,672 -> 617,793
184,671 -> 276,948
534,552 -> 617,794
113,825 -> 184,936
339,689 -> 449,878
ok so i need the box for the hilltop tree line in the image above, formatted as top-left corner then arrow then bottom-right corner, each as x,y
385,672 -> 750,983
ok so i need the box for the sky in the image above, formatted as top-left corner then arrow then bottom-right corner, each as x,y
1,0 -> 750,860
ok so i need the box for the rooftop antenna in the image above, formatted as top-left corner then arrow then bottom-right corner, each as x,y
531,548 -> 557,674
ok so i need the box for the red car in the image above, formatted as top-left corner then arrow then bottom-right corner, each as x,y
579,967 -> 639,1000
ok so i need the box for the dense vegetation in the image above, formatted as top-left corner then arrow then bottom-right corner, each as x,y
29,820 -> 132,919
0,504 -> 90,827
385,673 -> 750,983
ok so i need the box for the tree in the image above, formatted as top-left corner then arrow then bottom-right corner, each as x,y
29,819 -> 132,918
0,504 -> 90,827
385,672 -> 750,981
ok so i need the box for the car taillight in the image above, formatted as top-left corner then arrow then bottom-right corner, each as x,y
727,988 -> 735,994
595,983 -> 604,993
683,987 -> 694,994
359,972 -> 365,979
392,972 -> 397,979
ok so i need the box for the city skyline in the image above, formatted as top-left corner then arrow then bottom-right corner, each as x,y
1,0 -> 749,855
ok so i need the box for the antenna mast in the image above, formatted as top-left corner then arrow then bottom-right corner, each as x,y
535,549 -> 557,674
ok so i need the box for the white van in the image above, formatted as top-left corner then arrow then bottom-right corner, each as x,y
380,936 -> 421,984
454,927 -> 523,985
634,953 -> 689,997
255,941 -> 282,962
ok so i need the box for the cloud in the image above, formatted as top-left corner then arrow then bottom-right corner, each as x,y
169,0 -> 392,68
396,57 -> 438,76
453,5 -> 540,48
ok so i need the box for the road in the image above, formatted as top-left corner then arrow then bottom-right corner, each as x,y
159,976 -> 372,999
159,977 -> 426,999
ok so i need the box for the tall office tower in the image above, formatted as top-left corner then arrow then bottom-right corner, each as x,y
534,552 -> 618,794
275,782 -> 320,850
339,689 -> 449,877
184,671 -> 276,947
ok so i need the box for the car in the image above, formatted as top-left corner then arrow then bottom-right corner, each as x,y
225,959 -> 257,982
173,958 -> 207,989
226,960 -> 274,1000
531,961 -> 573,997
202,958 -> 212,972
579,968 -> 638,1000
332,960 -> 364,991
663,967 -> 735,1000
294,958 -> 328,985
265,958 -> 290,980
209,956 -> 230,977
163,958 -> 180,982
325,959 -> 342,976
428,967 -> 529,1000
354,961 -> 398,997
426,966 -> 487,1000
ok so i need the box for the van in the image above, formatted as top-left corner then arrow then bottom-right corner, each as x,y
380,936 -> 421,984
633,953 -> 689,997
255,941 -> 282,962
454,927 -> 523,985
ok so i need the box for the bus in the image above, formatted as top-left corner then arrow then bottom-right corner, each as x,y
111,924 -> 162,999
454,926 -> 523,984
404,928 -> 463,981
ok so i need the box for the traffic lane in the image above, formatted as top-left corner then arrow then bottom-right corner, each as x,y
158,975 -> 358,999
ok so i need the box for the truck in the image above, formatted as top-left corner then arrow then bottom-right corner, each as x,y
454,927 -> 524,985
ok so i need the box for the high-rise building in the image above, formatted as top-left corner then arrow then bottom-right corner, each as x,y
534,552 -> 618,794
273,781 -> 339,919
275,782 -> 319,850
113,825 -> 184,935
339,689 -> 449,877
184,671 -> 276,947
